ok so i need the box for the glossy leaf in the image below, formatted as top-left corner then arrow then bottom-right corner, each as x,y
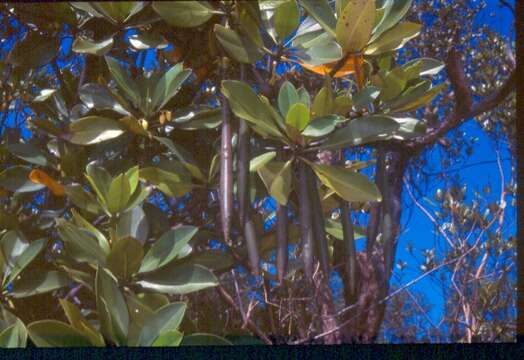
116,206 -> 149,245
302,115 -> 341,137
57,222 -> 107,265
91,2 -> 145,24
152,1 -> 216,28
106,236 -> 144,279
352,86 -> 380,110
0,166 -> 45,193
152,330 -> 183,347
278,81 -> 300,118
152,63 -> 192,111
274,0 -> 300,40
67,116 -> 125,145
300,0 -> 337,37
221,81 -> 283,139
365,22 -> 421,55
59,299 -> 105,346
370,0 -> 413,42
249,151 -> 277,172
105,56 -> 141,106
10,271 -> 71,298
72,37 -> 114,56
137,263 -> 218,295
3,238 -> 46,287
95,266 -> 129,346
79,83 -> 130,116
309,163 -> 382,202
0,319 -> 27,348
139,226 -> 198,274
64,184 -> 102,215
402,58 -> 445,76
269,159 -> 293,206
139,167 -> 192,198
286,103 -> 310,131
138,302 -> 186,346
214,25 -> 262,64
336,0 -> 376,53
7,143 -> 48,166
28,320 -> 93,347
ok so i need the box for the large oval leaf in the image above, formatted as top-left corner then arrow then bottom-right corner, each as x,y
309,162 -> 381,202
67,116 -> 125,145
10,271 -> 71,298
273,0 -> 300,41
106,236 -> 144,279
28,320 -> 93,347
72,37 -> 114,56
7,143 -> 48,166
95,266 -> 129,345
336,0 -> 376,53
139,226 -> 198,274
300,0 -> 337,37
364,22 -> 421,55
0,319 -> 27,348
214,25 -> 262,64
138,302 -> 186,346
137,263 -> 218,295
0,166 -> 45,193
152,1 -> 216,28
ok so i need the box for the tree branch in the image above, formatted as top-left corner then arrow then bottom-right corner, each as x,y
407,49 -> 516,150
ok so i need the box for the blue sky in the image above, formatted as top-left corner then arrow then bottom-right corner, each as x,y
390,0 -> 516,333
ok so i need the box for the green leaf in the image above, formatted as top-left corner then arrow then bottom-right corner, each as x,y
79,83 -> 131,116
0,319 -> 27,348
154,137 -> 206,182
325,219 -> 366,240
309,162 -> 381,202
123,184 -> 152,213
7,143 -> 48,166
71,209 -> 111,254
28,320 -> 93,347
137,263 -> 218,295
277,81 -> 300,118
152,63 -> 192,111
302,115 -> 341,137
221,80 -> 283,139
67,116 -> 125,146
10,271 -> 71,298
269,159 -> 293,206
64,184 -> 102,215
129,32 -> 168,50
312,86 -> 333,118
352,86 -> 380,110
105,56 -> 141,106
91,2 -> 145,24
3,238 -> 47,287
249,151 -> 277,172
116,206 -> 149,245
138,302 -> 186,346
72,37 -> 114,56
139,167 -> 192,198
181,333 -> 232,346
365,22 -> 421,55
172,107 -> 222,130
95,266 -> 129,346
106,173 -> 132,215
298,87 -> 311,107
377,67 -> 407,101
106,236 -> 144,279
286,103 -> 310,131
152,1 -> 216,28
182,250 -> 235,272
302,39 -> 343,66
300,0 -> 337,37
257,161 -> 293,205
336,0 -> 376,53
214,24 -> 262,64
274,0 -> 300,40
388,82 -> 446,112
59,299 -> 105,346
370,0 -> 413,42
57,222 -> 107,265
7,32 -> 57,68
402,58 -> 445,76
139,226 -> 198,274
152,330 -> 183,347
0,166 -> 45,193
321,114 -> 425,149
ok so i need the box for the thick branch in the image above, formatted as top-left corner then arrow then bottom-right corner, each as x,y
407,51 -> 515,150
